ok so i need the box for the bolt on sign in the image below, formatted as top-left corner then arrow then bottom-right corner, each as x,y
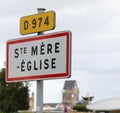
6,31 -> 71,82
20,11 -> 55,35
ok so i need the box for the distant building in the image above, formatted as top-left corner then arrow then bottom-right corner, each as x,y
43,103 -> 64,111
62,80 -> 79,107
29,92 -> 34,111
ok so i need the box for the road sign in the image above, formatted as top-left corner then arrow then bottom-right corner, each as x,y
6,31 -> 71,82
20,11 -> 55,35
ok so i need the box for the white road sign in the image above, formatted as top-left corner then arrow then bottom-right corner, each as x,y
6,31 -> 71,82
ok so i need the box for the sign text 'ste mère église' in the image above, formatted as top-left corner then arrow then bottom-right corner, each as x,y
14,41 -> 60,72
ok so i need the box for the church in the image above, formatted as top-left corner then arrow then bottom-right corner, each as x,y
29,80 -> 80,111
62,80 -> 79,107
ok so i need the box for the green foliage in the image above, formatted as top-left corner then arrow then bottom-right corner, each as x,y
73,104 -> 89,112
0,68 -> 29,113
0,109 -> 5,113
18,110 -> 33,113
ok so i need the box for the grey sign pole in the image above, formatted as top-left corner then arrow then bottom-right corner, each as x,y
36,8 -> 45,113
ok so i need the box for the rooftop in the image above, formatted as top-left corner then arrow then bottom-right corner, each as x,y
63,80 -> 76,90
86,97 -> 120,111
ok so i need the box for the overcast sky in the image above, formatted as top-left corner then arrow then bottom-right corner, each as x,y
1,0 -> 120,104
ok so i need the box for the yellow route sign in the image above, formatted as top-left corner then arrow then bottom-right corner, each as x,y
20,11 -> 55,35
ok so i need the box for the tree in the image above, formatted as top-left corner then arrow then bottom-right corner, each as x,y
73,104 -> 89,112
0,68 -> 29,113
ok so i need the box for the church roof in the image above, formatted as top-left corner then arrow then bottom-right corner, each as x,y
63,80 -> 76,90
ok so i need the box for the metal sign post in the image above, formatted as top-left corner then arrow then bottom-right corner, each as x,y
36,80 -> 43,113
36,8 -> 45,113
